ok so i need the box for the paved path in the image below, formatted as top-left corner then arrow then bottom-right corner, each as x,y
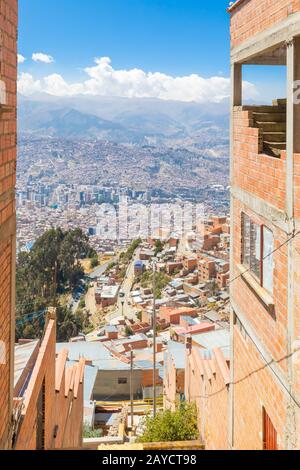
107,249 -> 141,323
88,259 -> 115,280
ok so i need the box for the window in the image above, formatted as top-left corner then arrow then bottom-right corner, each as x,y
263,408 -> 278,450
118,377 -> 127,384
241,213 -> 274,294
263,226 -> 274,294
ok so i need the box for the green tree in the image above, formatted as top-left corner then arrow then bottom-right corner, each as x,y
154,239 -> 164,256
138,402 -> 198,443
16,227 -> 95,341
125,325 -> 133,337
90,256 -> 99,269
56,304 -> 83,342
83,425 -> 103,439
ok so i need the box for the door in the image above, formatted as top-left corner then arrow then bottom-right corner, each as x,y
263,407 -> 278,450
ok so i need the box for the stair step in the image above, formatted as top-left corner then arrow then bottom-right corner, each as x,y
263,145 -> 282,158
263,132 -> 286,143
272,98 -> 287,106
250,105 -> 286,113
253,112 -> 286,122
255,121 -> 286,132
264,141 -> 286,149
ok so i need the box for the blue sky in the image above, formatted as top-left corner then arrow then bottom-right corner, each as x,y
18,0 -> 286,102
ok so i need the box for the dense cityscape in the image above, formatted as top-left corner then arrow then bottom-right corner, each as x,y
1,0 -> 300,456
17,137 -> 230,251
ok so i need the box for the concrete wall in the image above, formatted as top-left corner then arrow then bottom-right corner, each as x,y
93,368 -> 162,401
0,0 -> 18,450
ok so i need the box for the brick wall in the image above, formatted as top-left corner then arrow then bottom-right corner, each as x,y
232,199 -> 289,375
185,346 -> 230,449
233,108 -> 286,211
0,240 -> 12,447
230,0 -> 300,450
232,327 -> 287,449
164,355 -> 185,411
14,319 -> 84,450
230,0 -> 300,48
0,0 -> 17,450
294,153 -> 300,219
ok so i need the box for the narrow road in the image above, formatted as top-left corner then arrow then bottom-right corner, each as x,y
88,259 -> 115,280
106,249 -> 141,323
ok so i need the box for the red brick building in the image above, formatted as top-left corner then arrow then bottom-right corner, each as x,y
0,0 -> 17,450
185,343 -> 230,450
229,0 -> 300,450
13,314 -> 85,450
159,306 -> 198,325
164,341 -> 186,411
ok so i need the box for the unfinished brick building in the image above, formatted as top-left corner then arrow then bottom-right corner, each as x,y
229,0 -> 300,450
0,0 -> 18,450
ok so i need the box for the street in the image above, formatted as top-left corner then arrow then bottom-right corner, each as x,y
107,248 -> 141,323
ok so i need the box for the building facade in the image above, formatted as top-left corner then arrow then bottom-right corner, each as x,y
0,0 -> 18,450
13,315 -> 85,450
229,0 -> 300,450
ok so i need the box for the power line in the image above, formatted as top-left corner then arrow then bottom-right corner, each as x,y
187,343 -> 300,408
214,229 -> 300,312
16,309 -> 47,327
227,229 -> 300,287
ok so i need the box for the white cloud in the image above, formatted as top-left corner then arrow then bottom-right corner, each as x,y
32,52 -> 54,64
18,56 -> 259,102
17,73 -> 42,95
18,54 -> 26,64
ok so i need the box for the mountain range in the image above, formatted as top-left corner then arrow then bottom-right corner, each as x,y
18,94 -> 230,146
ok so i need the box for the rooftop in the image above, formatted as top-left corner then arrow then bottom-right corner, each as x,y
227,0 -> 246,13
14,340 -> 40,396
192,329 -> 230,352
166,340 -> 186,369
56,341 -> 130,371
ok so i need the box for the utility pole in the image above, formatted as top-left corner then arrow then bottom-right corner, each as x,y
130,348 -> 134,429
152,258 -> 157,418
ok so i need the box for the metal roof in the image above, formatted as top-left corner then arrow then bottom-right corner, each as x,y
14,340 -> 39,391
166,340 -> 186,369
56,342 -> 130,370
192,329 -> 230,351
67,361 -> 98,401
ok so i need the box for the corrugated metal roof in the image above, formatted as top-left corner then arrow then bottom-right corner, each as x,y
56,342 -> 129,370
114,333 -> 148,344
68,361 -> 98,400
192,329 -> 230,351
166,340 -> 186,369
14,340 -> 39,389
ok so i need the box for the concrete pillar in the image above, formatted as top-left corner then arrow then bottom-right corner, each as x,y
294,37 -> 300,154
231,63 -> 242,107
285,37 -> 299,449
228,62 -> 242,450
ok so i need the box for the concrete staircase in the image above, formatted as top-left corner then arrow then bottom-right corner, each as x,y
252,99 -> 286,157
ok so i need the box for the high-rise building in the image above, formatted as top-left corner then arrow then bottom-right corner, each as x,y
229,0 -> 300,450
0,0 -> 18,450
